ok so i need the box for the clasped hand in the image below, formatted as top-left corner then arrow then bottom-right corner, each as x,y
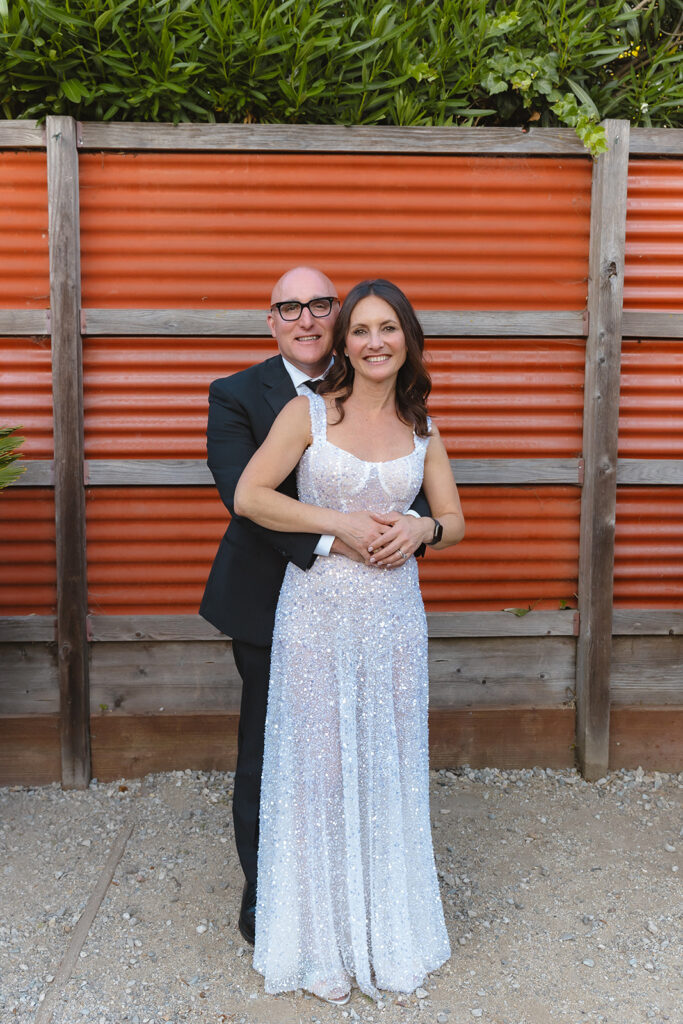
334,510 -> 430,569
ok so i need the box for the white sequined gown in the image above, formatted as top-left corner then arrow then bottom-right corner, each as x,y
253,392 -> 450,999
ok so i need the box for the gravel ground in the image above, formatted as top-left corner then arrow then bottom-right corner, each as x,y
1,765 -> 681,1024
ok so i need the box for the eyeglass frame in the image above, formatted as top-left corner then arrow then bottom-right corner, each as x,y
270,296 -> 339,321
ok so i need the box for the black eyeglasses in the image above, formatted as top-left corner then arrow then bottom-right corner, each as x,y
270,297 -> 338,321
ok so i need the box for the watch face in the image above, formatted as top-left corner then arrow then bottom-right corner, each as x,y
432,519 -> 443,544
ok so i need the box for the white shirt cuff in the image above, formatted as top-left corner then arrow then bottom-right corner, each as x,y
404,509 -> 420,518
314,534 -> 335,557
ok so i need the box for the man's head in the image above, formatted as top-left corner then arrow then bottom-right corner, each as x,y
267,266 -> 339,378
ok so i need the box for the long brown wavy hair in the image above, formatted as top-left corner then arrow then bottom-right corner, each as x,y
318,279 -> 432,437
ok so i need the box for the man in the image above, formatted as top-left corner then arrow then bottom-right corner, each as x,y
200,267 -> 430,945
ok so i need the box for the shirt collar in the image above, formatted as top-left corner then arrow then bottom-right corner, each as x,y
281,355 -> 334,390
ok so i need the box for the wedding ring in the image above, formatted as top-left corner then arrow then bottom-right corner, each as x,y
398,549 -> 407,560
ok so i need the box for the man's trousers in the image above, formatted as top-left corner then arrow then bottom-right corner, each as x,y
231,638 -> 271,885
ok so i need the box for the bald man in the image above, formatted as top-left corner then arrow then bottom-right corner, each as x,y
200,267 -> 429,944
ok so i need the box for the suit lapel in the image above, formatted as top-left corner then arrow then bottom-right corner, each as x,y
260,355 -> 297,420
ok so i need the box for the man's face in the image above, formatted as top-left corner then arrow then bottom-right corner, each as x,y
267,267 -> 339,378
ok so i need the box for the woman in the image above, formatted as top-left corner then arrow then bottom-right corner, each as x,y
234,280 -> 465,1004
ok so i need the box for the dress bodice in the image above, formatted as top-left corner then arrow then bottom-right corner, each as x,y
297,392 -> 429,515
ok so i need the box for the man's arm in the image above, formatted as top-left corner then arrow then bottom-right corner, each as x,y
207,379 -> 320,570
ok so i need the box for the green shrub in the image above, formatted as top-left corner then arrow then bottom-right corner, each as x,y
1,0 -> 681,155
0,426 -> 25,490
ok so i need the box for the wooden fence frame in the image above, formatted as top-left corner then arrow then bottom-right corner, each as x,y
2,118 -> 683,785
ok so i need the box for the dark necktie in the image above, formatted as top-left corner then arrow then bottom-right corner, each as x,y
303,379 -> 322,393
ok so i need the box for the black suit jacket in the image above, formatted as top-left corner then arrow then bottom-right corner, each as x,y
199,354 -> 430,646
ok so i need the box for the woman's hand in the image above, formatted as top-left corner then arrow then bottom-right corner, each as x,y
367,512 -> 433,568
336,511 -> 391,563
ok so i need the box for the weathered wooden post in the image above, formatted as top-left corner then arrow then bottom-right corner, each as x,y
47,115 -> 91,788
576,119 -> 630,780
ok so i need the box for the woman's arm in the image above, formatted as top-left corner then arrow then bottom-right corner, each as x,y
420,424 -> 465,549
234,397 -> 383,557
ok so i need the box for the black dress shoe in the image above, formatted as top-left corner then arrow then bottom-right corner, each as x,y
238,880 -> 256,945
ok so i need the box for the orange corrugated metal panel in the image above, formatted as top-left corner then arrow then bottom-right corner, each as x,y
0,152 -> 49,308
614,488 -> 683,608
429,338 -> 584,457
0,336 -> 53,457
79,154 -> 591,310
624,160 -> 683,311
423,486 -> 580,612
0,489 -> 55,615
619,341 -> 683,458
85,485 -> 579,615
83,336 -> 584,458
83,336 -> 277,457
86,487 -> 226,614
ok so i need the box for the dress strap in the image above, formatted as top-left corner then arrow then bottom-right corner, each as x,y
415,416 -> 432,454
305,390 -> 328,444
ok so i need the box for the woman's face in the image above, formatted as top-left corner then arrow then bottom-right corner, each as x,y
344,294 -> 407,382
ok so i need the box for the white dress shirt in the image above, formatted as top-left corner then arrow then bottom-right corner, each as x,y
281,357 -> 335,556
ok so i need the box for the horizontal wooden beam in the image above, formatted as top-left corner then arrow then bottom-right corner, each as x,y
0,715 -> 61,786
0,121 -> 46,148
86,610 -> 580,641
452,459 -> 581,484
427,611 -> 577,637
18,457 -> 683,488
76,122 -> 589,155
2,609 -> 683,645
609,707 -> 683,772
89,614 -> 222,641
0,310 -> 50,336
2,121 -> 678,159
14,461 -> 54,486
420,311 -> 588,338
0,615 -> 55,641
611,636 -> 683,705
83,459 -> 210,485
621,311 -> 683,339
82,636 -> 576,715
612,609 -> 683,635
5,306 -> 683,341
2,122 -> 681,161
81,457 -> 584,486
82,308 -> 588,338
628,128 -> 683,156
616,459 -> 683,485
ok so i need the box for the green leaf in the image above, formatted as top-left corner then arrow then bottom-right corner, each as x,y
60,79 -> 87,103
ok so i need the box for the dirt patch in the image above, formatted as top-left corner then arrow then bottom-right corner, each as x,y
0,766 -> 680,1024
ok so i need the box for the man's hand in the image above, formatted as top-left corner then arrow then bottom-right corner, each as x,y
336,510 -> 391,562
330,537 -> 366,563
367,512 -> 433,568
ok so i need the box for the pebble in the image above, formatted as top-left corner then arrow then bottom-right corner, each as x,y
437,1014 -> 449,1023
195,925 -> 207,934
471,1010 -> 483,1018
582,958 -> 595,967
415,987 -> 428,999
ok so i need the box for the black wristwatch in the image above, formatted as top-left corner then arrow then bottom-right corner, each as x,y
427,517 -> 443,546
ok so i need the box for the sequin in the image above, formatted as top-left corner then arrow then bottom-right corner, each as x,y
253,392 -> 450,1000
